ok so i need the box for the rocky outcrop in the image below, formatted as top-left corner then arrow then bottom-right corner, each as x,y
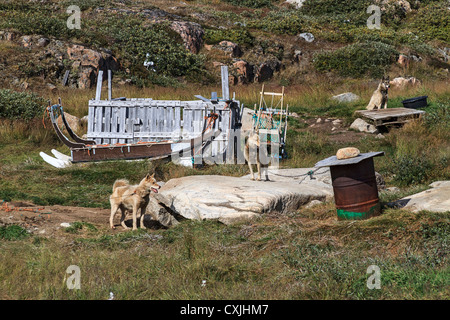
1,30 -> 120,89
230,60 -> 253,85
254,59 -> 281,83
170,20 -> 204,54
392,181 -> 450,213
214,41 -> 242,58
66,44 -> 119,89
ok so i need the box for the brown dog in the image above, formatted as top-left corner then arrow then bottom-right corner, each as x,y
109,173 -> 160,230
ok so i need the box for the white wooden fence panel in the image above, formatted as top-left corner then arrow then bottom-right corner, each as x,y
87,99 -> 238,157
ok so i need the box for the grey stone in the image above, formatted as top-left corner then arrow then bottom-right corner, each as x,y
350,118 -> 378,134
298,32 -> 315,43
332,92 -> 360,103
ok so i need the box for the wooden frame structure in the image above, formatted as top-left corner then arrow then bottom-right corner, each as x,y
252,85 -> 289,158
44,67 -> 242,165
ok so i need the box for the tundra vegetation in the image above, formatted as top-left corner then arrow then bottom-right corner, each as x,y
0,0 -> 448,299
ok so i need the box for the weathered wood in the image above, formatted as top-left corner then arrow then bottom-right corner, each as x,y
108,70 -> 112,101
221,66 -> 229,100
355,108 -> 425,121
95,70 -> 103,101
62,70 -> 70,86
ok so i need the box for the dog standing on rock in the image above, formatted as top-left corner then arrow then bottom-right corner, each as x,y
244,129 -> 270,181
109,173 -> 160,230
366,76 -> 390,110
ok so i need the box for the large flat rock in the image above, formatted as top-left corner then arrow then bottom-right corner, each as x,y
397,181 -> 450,213
154,170 -> 333,224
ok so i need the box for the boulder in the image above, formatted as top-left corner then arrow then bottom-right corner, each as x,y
350,118 -> 378,134
254,59 -> 281,83
332,92 -> 360,103
397,54 -> 410,68
389,76 -> 421,89
57,112 -> 81,133
285,0 -> 307,8
153,172 -> 333,224
215,41 -> 242,58
231,60 -> 253,85
379,0 -> 412,13
298,32 -> 315,43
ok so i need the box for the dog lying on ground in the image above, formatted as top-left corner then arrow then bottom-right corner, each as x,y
366,76 -> 390,110
244,129 -> 269,181
109,173 -> 160,230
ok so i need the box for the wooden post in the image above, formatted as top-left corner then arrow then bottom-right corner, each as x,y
108,70 -> 112,101
95,70 -> 103,101
221,65 -> 229,101
62,70 -> 70,86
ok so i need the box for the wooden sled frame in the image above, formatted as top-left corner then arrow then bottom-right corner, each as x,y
45,100 -> 222,164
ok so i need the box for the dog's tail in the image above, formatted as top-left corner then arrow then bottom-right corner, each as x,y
112,179 -> 129,192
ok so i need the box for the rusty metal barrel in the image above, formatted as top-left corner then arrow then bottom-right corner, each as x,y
315,151 -> 384,220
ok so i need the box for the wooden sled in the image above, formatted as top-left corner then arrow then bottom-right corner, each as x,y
41,100 -> 222,166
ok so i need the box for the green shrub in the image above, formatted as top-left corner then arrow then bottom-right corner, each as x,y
223,0 -> 273,8
313,41 -> 398,78
247,10 -> 306,35
103,17 -> 206,83
412,2 -> 450,42
392,155 -> 433,186
0,89 -> 46,120
204,28 -> 254,46
301,0 -> 371,16
0,225 -> 29,241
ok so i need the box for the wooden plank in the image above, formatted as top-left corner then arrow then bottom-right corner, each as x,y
118,107 -> 126,143
174,106 -> 181,138
111,106 -> 119,144
108,70 -> 112,101
103,106 -> 111,144
95,70 -> 103,101
87,132 -> 133,139
355,108 -> 425,121
71,143 -> 172,163
127,105 -> 136,142
62,70 -> 70,86
87,105 -> 95,138
94,106 -> 103,144
221,65 -> 229,100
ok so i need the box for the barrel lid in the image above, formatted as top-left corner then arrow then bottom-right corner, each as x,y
314,151 -> 385,168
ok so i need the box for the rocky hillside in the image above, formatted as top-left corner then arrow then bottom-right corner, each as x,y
0,0 -> 448,92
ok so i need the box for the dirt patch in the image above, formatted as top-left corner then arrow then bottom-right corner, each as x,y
306,117 -> 370,144
0,201 -> 113,236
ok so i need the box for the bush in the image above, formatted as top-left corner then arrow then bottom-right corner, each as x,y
223,0 -> 273,8
247,10 -> 306,35
204,28 -> 254,46
301,0 -> 371,16
313,41 -> 398,78
412,2 -> 450,43
103,17 -> 206,83
0,89 -> 46,120
0,225 -> 29,241
392,155 -> 433,186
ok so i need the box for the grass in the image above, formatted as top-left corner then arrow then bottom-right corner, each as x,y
0,208 -> 448,299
